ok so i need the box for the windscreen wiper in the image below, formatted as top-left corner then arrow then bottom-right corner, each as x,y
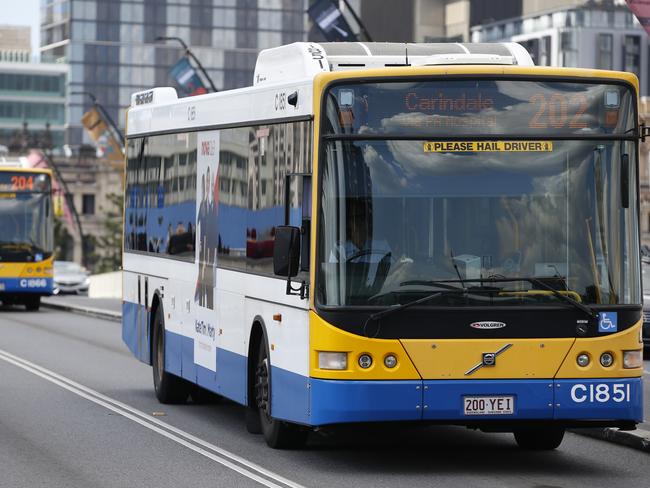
363,288 -> 463,337
402,276 -> 597,319
459,276 -> 597,320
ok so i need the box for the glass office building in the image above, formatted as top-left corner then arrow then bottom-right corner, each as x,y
40,0 -> 308,145
0,62 -> 67,149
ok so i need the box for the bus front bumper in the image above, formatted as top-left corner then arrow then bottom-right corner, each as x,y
306,377 -> 643,426
0,277 -> 53,294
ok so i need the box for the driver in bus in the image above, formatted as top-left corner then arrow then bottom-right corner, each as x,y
328,199 -> 393,287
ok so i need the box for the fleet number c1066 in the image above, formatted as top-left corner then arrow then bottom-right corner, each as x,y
570,383 -> 631,403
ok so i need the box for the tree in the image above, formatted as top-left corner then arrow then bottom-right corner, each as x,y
53,218 -> 73,261
94,193 -> 123,273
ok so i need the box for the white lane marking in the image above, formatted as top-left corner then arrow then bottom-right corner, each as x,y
0,348 -> 306,488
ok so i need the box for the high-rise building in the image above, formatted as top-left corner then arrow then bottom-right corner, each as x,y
40,0 -> 308,146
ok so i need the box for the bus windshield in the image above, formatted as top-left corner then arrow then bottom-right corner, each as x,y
317,80 -> 640,308
0,192 -> 53,261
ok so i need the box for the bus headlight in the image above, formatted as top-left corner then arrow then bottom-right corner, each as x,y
384,354 -> 398,368
318,352 -> 347,370
623,350 -> 643,369
358,354 -> 373,369
599,352 -> 614,367
576,353 -> 590,367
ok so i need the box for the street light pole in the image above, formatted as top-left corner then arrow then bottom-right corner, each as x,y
155,36 -> 219,92
72,91 -> 125,147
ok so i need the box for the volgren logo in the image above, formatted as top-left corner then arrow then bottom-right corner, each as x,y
470,321 -> 506,330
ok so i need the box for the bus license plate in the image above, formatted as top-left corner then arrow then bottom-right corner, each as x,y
464,396 -> 514,415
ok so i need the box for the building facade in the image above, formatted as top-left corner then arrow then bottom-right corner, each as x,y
357,0 -> 522,43
471,2 -> 647,93
40,0 -> 308,147
0,25 -> 31,63
52,151 -> 123,268
0,62 -> 67,150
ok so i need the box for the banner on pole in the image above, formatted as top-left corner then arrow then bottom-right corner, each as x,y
308,0 -> 358,42
81,107 -> 124,162
169,57 -> 208,97
626,1 -> 650,37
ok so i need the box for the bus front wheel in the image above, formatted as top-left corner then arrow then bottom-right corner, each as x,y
254,340 -> 308,449
513,426 -> 565,450
25,296 -> 40,311
152,306 -> 190,404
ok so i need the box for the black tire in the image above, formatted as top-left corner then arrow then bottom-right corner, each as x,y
513,426 -> 565,450
245,406 -> 262,434
152,306 -> 190,404
254,340 -> 308,449
25,296 -> 40,311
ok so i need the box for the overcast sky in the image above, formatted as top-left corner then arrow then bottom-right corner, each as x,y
1,0 -> 40,59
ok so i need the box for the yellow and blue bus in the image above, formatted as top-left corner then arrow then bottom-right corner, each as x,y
123,42 -> 644,450
0,164 -> 54,310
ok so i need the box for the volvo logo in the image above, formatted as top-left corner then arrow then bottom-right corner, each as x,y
482,352 -> 496,366
464,343 -> 513,376
470,321 -> 506,330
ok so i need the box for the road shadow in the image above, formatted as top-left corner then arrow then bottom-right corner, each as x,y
119,392 -> 624,480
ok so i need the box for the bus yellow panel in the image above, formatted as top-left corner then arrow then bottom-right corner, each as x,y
400,338 -> 575,380
309,312 -> 421,380
555,322 -> 643,379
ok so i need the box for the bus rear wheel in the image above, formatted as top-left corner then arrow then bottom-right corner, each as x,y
152,306 -> 190,404
25,296 -> 40,311
513,426 -> 565,450
254,340 -> 308,449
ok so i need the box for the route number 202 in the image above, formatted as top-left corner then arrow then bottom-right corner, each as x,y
570,383 -> 631,403
528,93 -> 589,129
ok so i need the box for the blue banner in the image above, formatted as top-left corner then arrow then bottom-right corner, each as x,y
169,57 -> 207,97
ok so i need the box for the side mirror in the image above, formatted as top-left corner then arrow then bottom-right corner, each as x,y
273,226 -> 301,277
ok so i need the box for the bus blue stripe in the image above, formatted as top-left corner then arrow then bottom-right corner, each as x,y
421,379 -> 553,420
164,328 -> 183,377
122,313 -> 643,425
0,277 -> 53,293
122,301 -> 140,359
309,378 -> 423,425
554,378 -> 642,421
215,348 -> 247,405
181,336 -> 196,382
271,366 -> 310,425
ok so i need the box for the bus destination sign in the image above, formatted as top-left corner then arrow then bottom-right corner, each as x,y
0,172 -> 51,193
325,80 -> 634,137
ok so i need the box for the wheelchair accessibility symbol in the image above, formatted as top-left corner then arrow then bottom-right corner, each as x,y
598,312 -> 618,333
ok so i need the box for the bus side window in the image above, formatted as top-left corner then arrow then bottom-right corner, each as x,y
285,173 -> 311,272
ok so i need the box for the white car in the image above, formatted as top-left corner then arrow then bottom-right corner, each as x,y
53,261 -> 90,295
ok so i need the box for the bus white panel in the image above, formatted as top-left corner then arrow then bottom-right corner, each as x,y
127,80 -> 313,137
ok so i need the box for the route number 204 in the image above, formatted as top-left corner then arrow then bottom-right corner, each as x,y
570,383 -> 631,403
